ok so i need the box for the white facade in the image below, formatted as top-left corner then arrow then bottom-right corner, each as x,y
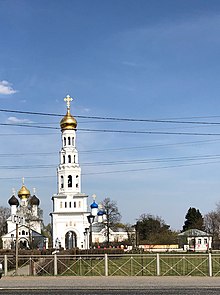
2,185 -> 46,250
51,96 -> 89,249
178,229 -> 212,252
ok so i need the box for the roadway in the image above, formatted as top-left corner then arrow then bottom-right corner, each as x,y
0,276 -> 220,294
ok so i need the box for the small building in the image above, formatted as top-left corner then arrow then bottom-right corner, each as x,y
92,223 -> 128,244
178,229 -> 212,252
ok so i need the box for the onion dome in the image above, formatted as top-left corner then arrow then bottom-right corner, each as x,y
60,95 -> 77,131
97,210 -> 104,216
90,200 -> 98,209
60,110 -> 77,131
30,195 -> 40,206
18,185 -> 30,200
8,195 -> 19,207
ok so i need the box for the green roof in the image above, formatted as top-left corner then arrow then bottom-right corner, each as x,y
178,229 -> 211,237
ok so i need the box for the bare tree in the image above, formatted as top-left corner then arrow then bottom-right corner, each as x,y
101,197 -> 121,247
204,202 -> 220,249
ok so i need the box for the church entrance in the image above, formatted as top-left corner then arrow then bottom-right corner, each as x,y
65,231 -> 77,249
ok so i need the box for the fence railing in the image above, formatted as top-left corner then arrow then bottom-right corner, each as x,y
1,253 -> 220,277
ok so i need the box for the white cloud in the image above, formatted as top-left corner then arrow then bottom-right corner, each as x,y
122,61 -> 139,67
0,80 -> 17,95
7,116 -> 33,124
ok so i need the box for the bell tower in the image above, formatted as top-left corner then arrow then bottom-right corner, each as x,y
51,95 -> 89,249
58,95 -> 81,194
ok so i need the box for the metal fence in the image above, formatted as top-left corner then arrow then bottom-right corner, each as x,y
1,253 -> 220,277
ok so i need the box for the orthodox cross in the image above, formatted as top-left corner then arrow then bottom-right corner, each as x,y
64,95 -> 73,109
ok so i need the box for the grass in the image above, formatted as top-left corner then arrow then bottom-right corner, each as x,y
11,253 -> 220,276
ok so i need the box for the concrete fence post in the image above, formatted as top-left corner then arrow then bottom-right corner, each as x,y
4,255 -> 7,277
104,254 -> 108,276
156,253 -> 160,276
54,254 -> 58,276
208,253 -> 212,277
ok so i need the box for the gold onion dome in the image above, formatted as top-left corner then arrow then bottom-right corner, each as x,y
18,185 -> 30,199
60,109 -> 77,130
60,95 -> 77,131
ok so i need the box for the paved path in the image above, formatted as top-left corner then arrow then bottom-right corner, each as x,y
1,276 -> 220,290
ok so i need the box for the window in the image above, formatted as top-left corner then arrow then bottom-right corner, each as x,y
60,201 -> 63,208
68,175 -> 72,187
74,155 -> 76,163
61,176 -> 64,189
76,183 -> 78,188
76,175 -> 78,178
69,202 -> 71,208
64,137 -> 66,146
74,201 -> 76,208
204,238 -> 208,244
79,201 -> 81,208
68,155 -> 71,163
65,202 -> 67,208
198,239 -> 202,244
63,155 -> 65,164
22,230 -> 25,235
68,137 -> 71,145
72,137 -> 74,146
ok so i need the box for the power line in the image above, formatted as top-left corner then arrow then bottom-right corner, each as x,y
1,108 -> 220,125
2,122 -> 220,136
1,153 -> 220,169
0,139 -> 220,157
0,158 -> 219,179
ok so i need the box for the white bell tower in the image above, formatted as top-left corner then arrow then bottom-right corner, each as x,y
51,95 -> 89,249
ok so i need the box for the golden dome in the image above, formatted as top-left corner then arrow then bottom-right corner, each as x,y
60,95 -> 77,131
60,109 -> 77,131
18,185 -> 30,199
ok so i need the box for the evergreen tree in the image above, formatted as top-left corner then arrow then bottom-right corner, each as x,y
182,207 -> 204,231
136,214 -> 178,245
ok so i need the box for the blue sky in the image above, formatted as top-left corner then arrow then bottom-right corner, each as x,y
1,0 -> 220,229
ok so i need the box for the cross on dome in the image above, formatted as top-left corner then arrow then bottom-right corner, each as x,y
64,95 -> 73,109
22,177 -> 25,185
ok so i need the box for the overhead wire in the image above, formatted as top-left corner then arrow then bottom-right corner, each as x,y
1,108 -> 220,125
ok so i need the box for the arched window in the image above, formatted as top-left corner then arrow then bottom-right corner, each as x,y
68,155 -> 71,163
64,137 -> 66,146
74,155 -> 76,163
72,137 -> 74,146
68,175 -> 72,187
61,176 -> 64,188
68,137 -> 71,145
22,230 -> 25,235
63,155 -> 65,164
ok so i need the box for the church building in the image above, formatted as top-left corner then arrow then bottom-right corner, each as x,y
51,95 -> 129,250
51,95 -> 90,249
2,182 -> 47,249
